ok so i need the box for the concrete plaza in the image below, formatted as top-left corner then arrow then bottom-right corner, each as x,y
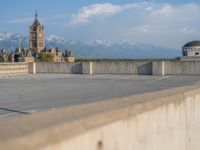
0,74 -> 200,118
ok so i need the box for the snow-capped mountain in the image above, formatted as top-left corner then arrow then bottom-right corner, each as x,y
46,34 -> 65,43
0,32 -> 29,49
86,40 -> 113,47
0,32 -> 180,59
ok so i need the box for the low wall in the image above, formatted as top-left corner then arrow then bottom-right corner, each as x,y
33,62 -> 82,74
3,60 -> 200,75
0,85 -> 200,150
153,60 -> 200,75
29,61 -> 153,75
82,60 -> 200,75
90,61 -> 152,75
0,62 -> 28,74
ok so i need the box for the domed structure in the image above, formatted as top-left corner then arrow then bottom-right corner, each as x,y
182,41 -> 200,56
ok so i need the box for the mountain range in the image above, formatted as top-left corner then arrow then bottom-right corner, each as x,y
0,32 -> 180,59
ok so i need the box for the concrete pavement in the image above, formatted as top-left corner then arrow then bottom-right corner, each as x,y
0,74 -> 200,119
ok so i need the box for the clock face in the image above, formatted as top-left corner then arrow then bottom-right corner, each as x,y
32,34 -> 36,38
38,33 -> 42,37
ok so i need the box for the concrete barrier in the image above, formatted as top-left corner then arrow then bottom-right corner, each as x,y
153,60 -> 200,75
32,62 -> 82,74
0,62 -> 28,74
92,61 -> 152,75
82,61 -> 153,75
2,60 -> 200,75
0,85 -> 200,150
29,61 -> 153,75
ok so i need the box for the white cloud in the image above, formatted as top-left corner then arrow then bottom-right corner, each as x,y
67,2 -> 200,48
146,6 -> 154,11
70,3 -> 121,25
151,4 -> 173,18
179,27 -> 196,34
134,25 -> 161,33
70,2 -> 148,25
5,2 -> 200,49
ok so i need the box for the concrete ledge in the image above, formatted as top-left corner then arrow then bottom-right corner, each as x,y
0,85 -> 200,149
2,60 -> 200,75
0,62 -> 28,74
34,62 -> 82,74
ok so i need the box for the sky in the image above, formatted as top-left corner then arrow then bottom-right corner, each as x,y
1,0 -> 200,49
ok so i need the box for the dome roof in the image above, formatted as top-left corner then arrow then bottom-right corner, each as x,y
183,41 -> 200,47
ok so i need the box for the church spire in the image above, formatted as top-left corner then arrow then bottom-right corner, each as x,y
35,10 -> 38,19
32,10 -> 40,26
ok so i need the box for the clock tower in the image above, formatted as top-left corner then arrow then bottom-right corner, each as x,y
29,11 -> 45,53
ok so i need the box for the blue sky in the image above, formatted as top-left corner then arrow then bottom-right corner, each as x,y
1,0 -> 200,49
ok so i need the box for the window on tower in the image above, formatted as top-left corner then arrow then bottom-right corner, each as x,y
33,43 -> 37,47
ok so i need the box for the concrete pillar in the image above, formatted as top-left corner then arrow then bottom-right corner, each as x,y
161,61 -> 165,76
33,62 -> 36,74
89,61 -> 93,75
82,62 -> 92,75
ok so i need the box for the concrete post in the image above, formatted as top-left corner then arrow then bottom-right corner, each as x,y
89,61 -> 93,75
33,62 -> 36,74
161,61 -> 165,76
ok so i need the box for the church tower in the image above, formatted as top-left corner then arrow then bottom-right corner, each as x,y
29,11 -> 45,53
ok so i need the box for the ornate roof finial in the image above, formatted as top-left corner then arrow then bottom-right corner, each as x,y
35,10 -> 38,18
32,10 -> 41,27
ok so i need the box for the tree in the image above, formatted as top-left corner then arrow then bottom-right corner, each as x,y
37,52 -> 54,62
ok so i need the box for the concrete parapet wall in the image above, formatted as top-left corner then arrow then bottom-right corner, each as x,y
91,61 -> 152,75
2,60 -> 199,75
28,62 -> 34,74
0,85 -> 200,150
29,61 -> 153,75
164,60 -> 200,75
82,62 -> 91,74
0,63 -> 28,74
153,60 -> 200,75
33,62 -> 82,74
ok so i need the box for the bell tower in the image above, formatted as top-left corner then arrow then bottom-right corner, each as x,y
29,11 -> 45,53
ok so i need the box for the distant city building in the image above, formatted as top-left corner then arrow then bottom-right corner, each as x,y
0,12 -> 75,63
49,48 -> 64,62
65,50 -> 75,62
182,41 -> 200,57
29,11 -> 45,53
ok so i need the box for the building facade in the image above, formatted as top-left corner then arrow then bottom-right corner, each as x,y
29,12 -> 45,53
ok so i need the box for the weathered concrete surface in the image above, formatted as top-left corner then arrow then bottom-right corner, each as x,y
28,62 -> 34,74
28,61 -> 153,75
164,60 -> 200,75
0,85 -> 200,150
82,60 -> 200,75
153,60 -> 200,75
29,60 -> 200,75
0,62 -> 28,74
2,60 -> 200,75
33,62 -> 82,74
91,61 -> 152,75
1,75 -> 200,119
